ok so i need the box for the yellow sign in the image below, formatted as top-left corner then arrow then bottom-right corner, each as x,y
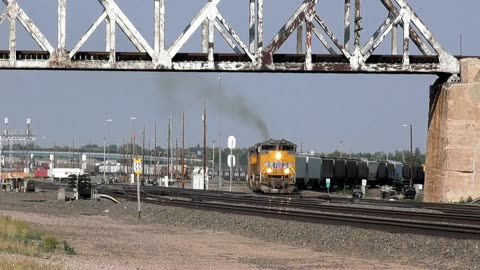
133,158 -> 142,175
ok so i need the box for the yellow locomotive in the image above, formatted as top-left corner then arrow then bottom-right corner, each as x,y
247,139 -> 296,193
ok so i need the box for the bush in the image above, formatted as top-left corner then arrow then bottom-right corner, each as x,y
42,235 -> 58,252
457,196 -> 474,204
62,241 -> 75,255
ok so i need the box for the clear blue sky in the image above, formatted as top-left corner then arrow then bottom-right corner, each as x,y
0,1 -> 478,154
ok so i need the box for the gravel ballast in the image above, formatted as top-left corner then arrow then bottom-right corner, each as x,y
0,191 -> 479,269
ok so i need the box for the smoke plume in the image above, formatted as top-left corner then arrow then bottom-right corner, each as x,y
156,73 -> 270,139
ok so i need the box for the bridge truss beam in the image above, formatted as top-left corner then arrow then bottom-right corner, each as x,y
0,0 -> 459,74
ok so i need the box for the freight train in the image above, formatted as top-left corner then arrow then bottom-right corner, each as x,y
247,139 -> 424,194
247,139 -> 296,193
295,154 -> 425,190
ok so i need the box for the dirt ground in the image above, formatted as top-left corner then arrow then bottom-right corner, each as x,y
0,190 -> 427,270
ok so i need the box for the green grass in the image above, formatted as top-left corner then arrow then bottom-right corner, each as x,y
0,257 -> 63,270
0,216 -> 74,257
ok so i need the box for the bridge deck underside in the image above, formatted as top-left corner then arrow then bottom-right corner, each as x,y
0,51 -> 458,75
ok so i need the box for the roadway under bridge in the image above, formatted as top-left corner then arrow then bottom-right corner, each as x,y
0,0 -> 478,202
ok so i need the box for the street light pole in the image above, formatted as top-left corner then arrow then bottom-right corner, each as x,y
212,140 -> 215,184
103,137 -> 106,183
131,116 -> 140,219
106,119 -> 112,177
402,124 -> 414,187
409,124 -> 413,187
103,118 -> 113,181
218,77 -> 222,190
131,117 -> 137,181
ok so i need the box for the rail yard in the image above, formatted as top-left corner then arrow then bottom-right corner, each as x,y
1,0 -> 480,269
0,178 -> 477,270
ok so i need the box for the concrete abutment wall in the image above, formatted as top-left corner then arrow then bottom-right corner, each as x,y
425,58 -> 480,202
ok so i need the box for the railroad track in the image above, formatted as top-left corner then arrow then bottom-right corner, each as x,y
34,180 -> 69,191
97,185 -> 480,239
100,185 -> 480,226
317,195 -> 480,216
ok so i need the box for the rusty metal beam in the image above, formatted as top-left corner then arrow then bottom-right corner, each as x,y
216,12 -> 254,61
202,20 -> 208,53
344,0 -> 350,52
257,0 -> 263,53
305,21 -> 312,70
0,8 -> 7,25
297,22 -> 303,54
314,14 -> 351,59
311,24 -> 336,54
354,0 -> 361,50
70,11 -> 107,59
0,56 -> 452,75
215,21 -> 241,54
9,12 -> 15,66
249,0 -> 255,54
380,0 -> 431,55
403,13 -> 410,65
57,0 -> 66,49
106,14 -> 111,52
394,0 -> 458,72
208,17 -> 215,66
2,0 -> 54,53
0,0 -> 459,75
169,0 -> 220,59
107,11 -> 116,64
99,0 -> 154,56
361,12 -> 403,61
265,1 -> 317,54
391,16 -> 398,55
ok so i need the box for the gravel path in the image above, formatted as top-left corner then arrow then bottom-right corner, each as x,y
0,191 -> 478,269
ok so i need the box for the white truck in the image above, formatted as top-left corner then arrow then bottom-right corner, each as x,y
52,168 -> 84,181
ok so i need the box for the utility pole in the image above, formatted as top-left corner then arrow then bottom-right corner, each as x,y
103,137 -> 106,182
182,112 -> 185,189
175,137 -> 178,181
131,116 -> 137,183
212,140 -> 215,184
218,77 -> 222,190
106,119 -> 112,176
402,124 -> 414,188
409,124 -> 413,188
154,121 -> 157,183
167,116 -> 171,181
142,124 -> 145,176
88,139 -> 91,173
170,117 -> 174,181
203,100 -> 207,190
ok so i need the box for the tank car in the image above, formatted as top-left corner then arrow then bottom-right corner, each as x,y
247,139 -> 296,193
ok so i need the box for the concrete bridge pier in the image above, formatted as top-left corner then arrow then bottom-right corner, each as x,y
425,58 -> 480,202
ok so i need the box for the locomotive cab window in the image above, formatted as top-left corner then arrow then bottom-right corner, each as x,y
279,145 -> 295,151
261,145 -> 276,151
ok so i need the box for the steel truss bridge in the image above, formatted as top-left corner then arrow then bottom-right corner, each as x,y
0,0 -> 460,74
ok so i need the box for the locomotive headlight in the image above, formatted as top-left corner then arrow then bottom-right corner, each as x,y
266,168 -> 273,174
284,168 -> 290,174
275,152 -> 282,161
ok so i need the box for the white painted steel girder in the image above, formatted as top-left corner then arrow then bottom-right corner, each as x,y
0,0 -> 459,74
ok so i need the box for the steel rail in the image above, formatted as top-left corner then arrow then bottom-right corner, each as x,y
101,185 -> 480,226
317,195 -> 480,215
106,190 -> 480,240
